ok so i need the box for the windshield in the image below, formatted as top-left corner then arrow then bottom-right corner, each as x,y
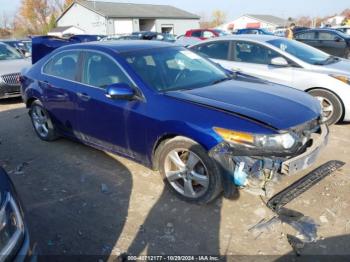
123,47 -> 228,92
0,43 -> 23,60
267,38 -> 331,65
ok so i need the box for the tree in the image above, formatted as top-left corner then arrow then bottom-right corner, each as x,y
211,10 -> 226,27
296,16 -> 312,27
63,0 -> 75,10
341,8 -> 350,18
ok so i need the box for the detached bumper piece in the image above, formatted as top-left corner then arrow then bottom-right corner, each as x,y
267,160 -> 345,212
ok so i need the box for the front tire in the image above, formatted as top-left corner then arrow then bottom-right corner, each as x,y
158,137 -> 223,204
29,100 -> 59,141
308,89 -> 343,125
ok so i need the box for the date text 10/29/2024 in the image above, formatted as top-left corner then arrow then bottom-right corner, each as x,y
126,256 -> 221,261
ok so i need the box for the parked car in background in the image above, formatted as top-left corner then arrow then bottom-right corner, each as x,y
273,28 -> 287,37
294,29 -> 350,59
293,26 -> 310,34
21,40 -> 327,204
0,42 -> 31,99
1,40 -> 31,57
185,29 -> 230,40
101,33 -> 176,43
69,34 -> 105,42
101,34 -> 140,41
236,28 -> 274,35
0,167 -> 37,260
190,35 -> 350,125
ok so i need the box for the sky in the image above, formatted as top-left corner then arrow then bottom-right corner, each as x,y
0,0 -> 349,21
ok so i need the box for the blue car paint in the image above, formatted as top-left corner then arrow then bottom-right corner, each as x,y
236,28 -> 274,35
22,41 -> 321,169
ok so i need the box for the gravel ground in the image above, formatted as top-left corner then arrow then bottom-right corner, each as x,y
0,98 -> 349,260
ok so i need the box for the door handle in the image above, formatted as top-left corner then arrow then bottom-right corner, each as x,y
76,92 -> 91,101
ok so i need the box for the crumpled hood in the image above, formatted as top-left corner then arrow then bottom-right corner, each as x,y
166,79 -> 321,130
0,59 -> 31,76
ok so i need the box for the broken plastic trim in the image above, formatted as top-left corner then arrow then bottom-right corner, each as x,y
267,160 -> 345,212
250,160 -> 345,253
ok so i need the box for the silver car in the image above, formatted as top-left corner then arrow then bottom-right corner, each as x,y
191,35 -> 350,125
0,42 -> 31,99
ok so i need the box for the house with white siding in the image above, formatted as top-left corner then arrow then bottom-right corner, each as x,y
55,0 -> 200,36
217,14 -> 288,32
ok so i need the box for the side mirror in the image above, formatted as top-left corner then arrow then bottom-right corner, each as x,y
105,83 -> 135,100
334,36 -> 342,42
270,57 -> 289,67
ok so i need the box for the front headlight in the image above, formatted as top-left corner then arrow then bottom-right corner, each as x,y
213,127 -> 297,152
0,192 -> 24,257
330,74 -> 350,85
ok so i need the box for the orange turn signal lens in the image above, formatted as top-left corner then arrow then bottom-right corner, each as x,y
213,127 -> 254,144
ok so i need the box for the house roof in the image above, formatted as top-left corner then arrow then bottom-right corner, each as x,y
49,26 -> 76,33
59,1 -> 200,21
244,14 -> 288,26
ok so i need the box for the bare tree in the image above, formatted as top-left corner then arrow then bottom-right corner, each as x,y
211,10 -> 226,27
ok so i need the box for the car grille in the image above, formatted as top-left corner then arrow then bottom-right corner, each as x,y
0,73 -> 20,86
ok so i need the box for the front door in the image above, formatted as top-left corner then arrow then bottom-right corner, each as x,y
75,51 -> 137,156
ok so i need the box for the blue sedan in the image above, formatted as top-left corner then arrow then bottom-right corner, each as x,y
21,40 -> 327,204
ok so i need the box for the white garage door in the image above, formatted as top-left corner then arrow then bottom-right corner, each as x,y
114,20 -> 133,34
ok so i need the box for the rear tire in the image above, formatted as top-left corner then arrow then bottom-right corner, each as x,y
29,100 -> 59,141
158,136 -> 223,204
308,89 -> 343,125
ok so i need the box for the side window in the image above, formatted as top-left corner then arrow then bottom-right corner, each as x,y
82,52 -> 131,88
233,41 -> 280,65
191,31 -> 202,37
318,32 -> 339,41
203,31 -> 215,38
43,51 -> 79,81
295,32 -> 316,40
193,41 -> 229,60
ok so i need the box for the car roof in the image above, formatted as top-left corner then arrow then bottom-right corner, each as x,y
63,40 -> 179,53
295,28 -> 350,38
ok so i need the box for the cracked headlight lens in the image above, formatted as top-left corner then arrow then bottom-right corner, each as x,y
213,127 -> 296,151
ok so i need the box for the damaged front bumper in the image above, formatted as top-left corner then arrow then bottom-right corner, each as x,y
209,124 -> 329,197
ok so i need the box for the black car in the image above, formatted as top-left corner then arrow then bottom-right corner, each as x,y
0,167 -> 37,261
295,29 -> 350,59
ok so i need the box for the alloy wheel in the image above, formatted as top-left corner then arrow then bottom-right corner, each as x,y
316,96 -> 334,123
31,106 -> 49,138
164,149 -> 209,199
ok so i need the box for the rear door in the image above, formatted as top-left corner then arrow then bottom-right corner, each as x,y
41,50 -> 82,136
229,40 -> 294,86
295,31 -> 318,49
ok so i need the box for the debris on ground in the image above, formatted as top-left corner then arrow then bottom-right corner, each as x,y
11,161 -> 30,175
101,183 -> 109,194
